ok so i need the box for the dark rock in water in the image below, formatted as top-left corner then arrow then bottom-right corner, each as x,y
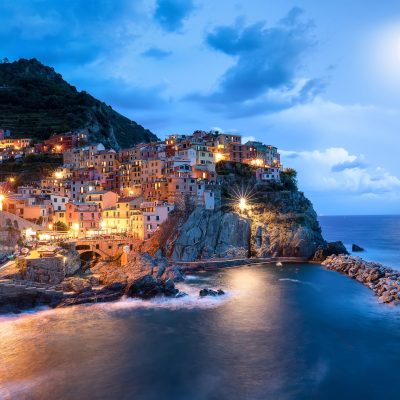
175,292 -> 188,298
126,275 -> 163,299
313,241 -> 349,261
0,285 -> 63,314
164,266 -> 185,282
199,288 -> 225,297
352,244 -> 364,252
164,278 -> 179,297
125,275 -> 180,299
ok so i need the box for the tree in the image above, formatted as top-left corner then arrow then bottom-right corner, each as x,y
280,168 -> 298,191
54,221 -> 68,231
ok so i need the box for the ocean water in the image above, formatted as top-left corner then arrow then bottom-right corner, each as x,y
1,263 -> 400,400
319,215 -> 400,270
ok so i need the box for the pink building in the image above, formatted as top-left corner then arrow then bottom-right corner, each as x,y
65,202 -> 101,236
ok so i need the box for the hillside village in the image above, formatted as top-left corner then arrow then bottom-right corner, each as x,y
0,128 -> 282,242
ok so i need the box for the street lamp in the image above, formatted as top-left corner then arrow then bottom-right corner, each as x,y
239,197 -> 247,211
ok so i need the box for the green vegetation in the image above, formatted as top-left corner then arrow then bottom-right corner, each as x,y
0,58 -> 158,148
0,153 -> 62,185
54,221 -> 68,231
216,160 -> 255,178
279,168 -> 298,191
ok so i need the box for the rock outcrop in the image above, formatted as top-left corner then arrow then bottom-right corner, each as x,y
172,207 -> 251,262
171,191 -> 325,262
313,241 -> 349,261
322,255 -> 400,304
352,244 -> 364,252
199,288 -> 225,297
249,191 -> 325,259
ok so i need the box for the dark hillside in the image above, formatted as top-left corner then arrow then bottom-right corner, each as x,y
0,58 -> 158,148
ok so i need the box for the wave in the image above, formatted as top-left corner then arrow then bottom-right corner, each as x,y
102,283 -> 230,312
184,275 -> 211,282
278,278 -> 318,290
0,305 -> 50,322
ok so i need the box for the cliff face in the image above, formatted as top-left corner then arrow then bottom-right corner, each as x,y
250,191 -> 324,258
172,208 -> 251,261
171,191 -> 325,262
0,58 -> 158,148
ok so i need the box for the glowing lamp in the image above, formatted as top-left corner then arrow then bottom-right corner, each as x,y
72,223 -> 80,231
239,197 -> 247,211
215,152 -> 224,162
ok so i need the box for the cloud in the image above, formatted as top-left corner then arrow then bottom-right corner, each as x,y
0,0 -> 143,64
281,147 -> 400,196
187,8 -> 322,117
154,0 -> 195,32
331,159 -> 367,172
141,47 -> 172,59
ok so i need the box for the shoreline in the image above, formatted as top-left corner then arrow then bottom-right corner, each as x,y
322,254 -> 400,305
1,254 -> 398,315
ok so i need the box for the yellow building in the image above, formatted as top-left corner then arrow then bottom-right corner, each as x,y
101,200 -> 144,239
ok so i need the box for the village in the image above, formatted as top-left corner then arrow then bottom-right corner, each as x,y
0,128 -> 282,244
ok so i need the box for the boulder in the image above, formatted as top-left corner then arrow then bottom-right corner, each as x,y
199,288 -> 225,297
164,278 -> 179,297
313,241 -> 349,261
164,266 -> 185,282
126,275 -> 163,299
125,274 -> 181,299
352,244 -> 365,252
61,277 -> 91,293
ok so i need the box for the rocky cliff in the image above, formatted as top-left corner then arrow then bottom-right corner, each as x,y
172,208 -> 251,261
168,190 -> 327,262
249,191 -> 325,258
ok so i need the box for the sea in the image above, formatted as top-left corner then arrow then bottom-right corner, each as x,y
0,215 -> 400,400
318,215 -> 400,270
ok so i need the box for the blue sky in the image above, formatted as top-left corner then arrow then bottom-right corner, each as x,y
1,0 -> 400,215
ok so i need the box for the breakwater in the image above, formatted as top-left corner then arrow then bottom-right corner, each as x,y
322,254 -> 400,304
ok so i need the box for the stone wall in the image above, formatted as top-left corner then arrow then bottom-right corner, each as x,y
17,256 -> 65,284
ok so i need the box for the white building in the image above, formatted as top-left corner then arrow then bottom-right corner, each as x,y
50,194 -> 69,211
141,201 -> 175,240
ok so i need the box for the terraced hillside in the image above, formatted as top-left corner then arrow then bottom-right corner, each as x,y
0,58 -> 158,149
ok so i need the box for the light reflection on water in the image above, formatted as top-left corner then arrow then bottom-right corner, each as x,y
1,264 -> 400,400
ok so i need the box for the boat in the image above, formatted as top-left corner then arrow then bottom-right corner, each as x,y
276,262 -> 283,267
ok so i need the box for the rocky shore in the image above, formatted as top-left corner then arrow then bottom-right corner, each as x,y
322,254 -> 400,304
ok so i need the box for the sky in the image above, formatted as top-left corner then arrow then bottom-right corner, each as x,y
1,0 -> 400,215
